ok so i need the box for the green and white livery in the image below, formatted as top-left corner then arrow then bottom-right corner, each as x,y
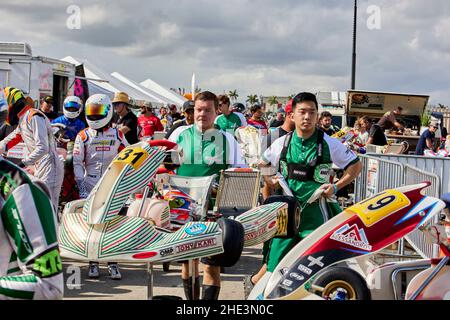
0,157 -> 63,300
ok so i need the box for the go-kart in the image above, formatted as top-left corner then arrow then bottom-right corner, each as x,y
59,140 -> 293,267
248,182 -> 446,300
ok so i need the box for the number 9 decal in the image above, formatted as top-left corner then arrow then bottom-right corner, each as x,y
351,190 -> 410,227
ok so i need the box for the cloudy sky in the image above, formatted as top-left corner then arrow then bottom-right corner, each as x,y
1,0 -> 449,104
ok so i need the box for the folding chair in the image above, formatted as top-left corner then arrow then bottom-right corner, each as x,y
213,168 -> 262,217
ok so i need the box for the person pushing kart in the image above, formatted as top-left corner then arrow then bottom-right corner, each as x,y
246,93 -> 362,295
169,91 -> 246,300
73,94 -> 129,280
0,156 -> 63,300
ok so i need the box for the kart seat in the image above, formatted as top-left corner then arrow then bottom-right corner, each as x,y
441,193 -> 450,209
213,169 -> 261,218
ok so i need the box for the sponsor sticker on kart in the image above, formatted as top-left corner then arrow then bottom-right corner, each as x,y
175,238 -> 217,253
185,224 -> 207,236
349,190 -> 411,227
159,247 -> 174,257
274,207 -> 288,237
245,226 -> 267,241
330,223 -> 373,251
113,146 -> 149,170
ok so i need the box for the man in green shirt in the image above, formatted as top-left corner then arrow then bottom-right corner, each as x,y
169,91 -> 246,300
214,95 -> 247,134
250,92 -> 361,285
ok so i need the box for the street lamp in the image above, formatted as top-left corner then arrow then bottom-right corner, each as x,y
351,0 -> 358,90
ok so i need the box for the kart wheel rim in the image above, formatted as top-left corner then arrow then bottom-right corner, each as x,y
322,280 -> 357,300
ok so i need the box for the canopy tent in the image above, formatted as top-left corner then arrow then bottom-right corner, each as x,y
61,56 -> 161,106
140,78 -> 186,106
111,72 -> 172,106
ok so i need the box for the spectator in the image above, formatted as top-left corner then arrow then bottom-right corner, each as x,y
318,111 -> 336,136
366,118 -> 388,146
169,104 -> 183,122
355,116 -> 370,146
112,92 -> 139,144
378,106 -> 404,131
415,121 -> 439,155
40,95 -> 58,121
214,95 -> 247,133
137,102 -> 164,141
247,105 -> 268,133
270,112 -> 285,128
159,106 -> 173,131
440,127 -> 448,150
165,100 -> 195,139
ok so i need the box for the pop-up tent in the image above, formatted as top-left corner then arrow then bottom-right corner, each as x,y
111,72 -> 173,106
61,56 -> 161,106
140,78 -> 186,106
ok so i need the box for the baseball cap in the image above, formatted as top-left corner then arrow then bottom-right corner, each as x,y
182,100 -> 194,112
44,96 -> 53,104
285,99 -> 293,114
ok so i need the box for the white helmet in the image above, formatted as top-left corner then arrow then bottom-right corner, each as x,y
63,96 -> 83,119
85,94 -> 113,130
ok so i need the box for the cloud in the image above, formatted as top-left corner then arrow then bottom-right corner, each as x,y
0,0 -> 449,104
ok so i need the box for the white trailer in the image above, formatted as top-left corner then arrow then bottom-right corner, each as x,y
0,42 -> 76,113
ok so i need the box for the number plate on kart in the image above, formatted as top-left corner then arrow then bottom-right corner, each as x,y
113,146 -> 149,170
349,190 -> 410,227
274,207 -> 288,237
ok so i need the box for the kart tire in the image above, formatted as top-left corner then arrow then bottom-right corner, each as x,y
264,195 -> 301,238
312,266 -> 371,300
208,218 -> 244,267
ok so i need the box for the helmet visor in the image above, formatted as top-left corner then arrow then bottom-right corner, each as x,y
64,101 -> 81,111
86,103 -> 109,116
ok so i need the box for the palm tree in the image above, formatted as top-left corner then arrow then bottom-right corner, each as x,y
268,96 -> 278,106
246,94 -> 259,106
228,90 -> 239,103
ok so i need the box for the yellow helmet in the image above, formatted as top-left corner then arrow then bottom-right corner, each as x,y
3,87 -> 26,126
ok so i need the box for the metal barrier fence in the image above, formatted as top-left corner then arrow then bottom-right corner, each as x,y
355,155 -> 442,259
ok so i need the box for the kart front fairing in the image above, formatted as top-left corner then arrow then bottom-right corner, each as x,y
255,183 -> 445,300
59,141 -> 290,263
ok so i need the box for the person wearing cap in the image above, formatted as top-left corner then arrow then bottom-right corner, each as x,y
214,95 -> 247,134
137,102 -> 164,141
40,96 -> 58,121
415,121 -> 439,155
112,92 -> 139,145
165,100 -> 195,139
247,104 -> 268,134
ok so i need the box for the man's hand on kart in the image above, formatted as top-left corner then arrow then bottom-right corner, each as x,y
320,183 -> 338,198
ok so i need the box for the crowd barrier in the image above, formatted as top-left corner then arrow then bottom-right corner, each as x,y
355,155 -> 442,259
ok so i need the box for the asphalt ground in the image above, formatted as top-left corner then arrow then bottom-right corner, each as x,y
62,245 -> 263,300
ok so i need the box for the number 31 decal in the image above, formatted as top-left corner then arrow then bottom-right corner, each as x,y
114,147 -> 148,170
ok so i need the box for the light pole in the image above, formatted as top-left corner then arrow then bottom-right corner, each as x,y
351,0 -> 358,90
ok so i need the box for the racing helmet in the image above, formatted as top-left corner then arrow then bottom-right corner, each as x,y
3,87 -> 26,126
63,96 -> 83,119
85,94 -> 113,130
232,102 -> 245,113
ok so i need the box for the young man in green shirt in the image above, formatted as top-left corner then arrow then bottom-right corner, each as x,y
169,91 -> 246,300
214,95 -> 247,134
249,92 -> 362,288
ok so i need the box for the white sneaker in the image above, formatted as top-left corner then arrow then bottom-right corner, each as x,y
88,263 -> 100,279
108,264 -> 122,280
